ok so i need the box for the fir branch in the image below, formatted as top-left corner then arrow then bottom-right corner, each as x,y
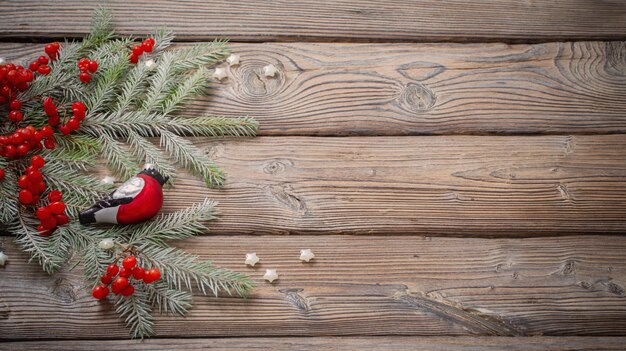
0,167 -> 18,223
115,288 -> 155,339
139,243 -> 254,298
42,135 -> 100,171
161,67 -> 209,115
144,281 -> 192,316
110,198 -> 216,247
87,52 -> 130,114
171,40 -> 230,72
142,52 -> 176,112
160,129 -> 225,186
115,63 -> 149,115
11,217 -> 65,274
125,131 -> 177,182
42,161 -> 111,207
152,28 -> 175,54
167,116 -> 258,137
80,6 -> 114,50
98,133 -> 141,180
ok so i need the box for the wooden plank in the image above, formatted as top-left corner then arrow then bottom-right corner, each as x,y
125,134 -> 626,236
1,235 -> 626,339
3,337 -> 626,350
2,1 -> 626,42
3,41 -> 626,136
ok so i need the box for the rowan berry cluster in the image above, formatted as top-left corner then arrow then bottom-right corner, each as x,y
128,37 -> 155,64
77,57 -> 98,83
92,254 -> 162,299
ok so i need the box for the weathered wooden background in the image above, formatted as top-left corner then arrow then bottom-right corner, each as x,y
2,1 -> 626,349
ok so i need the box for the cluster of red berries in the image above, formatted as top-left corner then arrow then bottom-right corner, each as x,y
26,42 -> 60,76
44,42 -> 61,61
129,38 -> 155,64
0,125 -> 55,159
1,65 -> 34,123
43,97 -> 87,135
77,57 -> 98,83
92,255 -> 162,299
35,189 -> 68,236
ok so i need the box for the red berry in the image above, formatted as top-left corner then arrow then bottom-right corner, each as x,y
37,65 -> 51,75
92,285 -> 109,300
9,99 -> 22,110
18,175 -> 29,189
143,268 -> 161,284
31,155 -> 45,169
0,168 -> 4,181
67,118 -> 80,131
37,56 -> 49,65
131,266 -> 145,280
106,263 -> 120,276
43,137 -> 56,150
44,44 -> 58,59
55,214 -> 69,226
27,170 -> 43,183
59,124 -> 71,135
122,255 -> 137,269
37,225 -> 52,236
18,189 -> 33,204
48,189 -> 62,202
36,206 -> 52,220
72,101 -> 86,112
142,38 -> 155,52
119,267 -> 132,278
129,54 -> 139,64
79,72 -> 91,83
16,144 -> 29,157
132,45 -> 144,57
111,276 -> 129,293
40,216 -> 57,230
88,60 -> 98,73
121,284 -> 135,297
8,110 -> 23,122
101,274 -> 113,285
49,201 -> 65,214
29,61 -> 40,71
41,126 -> 54,138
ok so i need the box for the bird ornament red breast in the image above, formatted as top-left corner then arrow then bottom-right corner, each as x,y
79,164 -> 168,225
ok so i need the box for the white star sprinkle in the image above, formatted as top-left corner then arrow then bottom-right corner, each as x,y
245,252 -> 260,266
101,176 -> 116,185
299,249 -> 315,262
226,54 -> 240,66
0,57 -> 5,65
262,64 -> 278,77
264,269 -> 278,283
98,239 -> 115,250
213,67 -> 227,81
144,59 -> 156,68
0,251 -> 7,266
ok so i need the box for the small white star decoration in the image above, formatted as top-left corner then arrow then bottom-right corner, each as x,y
213,67 -> 227,81
263,269 -> 278,283
0,57 -> 5,65
144,59 -> 156,68
299,249 -> 315,262
0,251 -> 7,266
101,176 -> 116,185
226,54 -> 240,66
245,252 -> 260,266
98,238 -> 115,250
262,64 -> 277,77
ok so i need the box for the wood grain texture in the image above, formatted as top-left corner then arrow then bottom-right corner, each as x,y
3,337 -> 626,351
117,135 -> 626,236
2,41 -> 626,136
1,235 -> 626,339
2,1 -> 626,42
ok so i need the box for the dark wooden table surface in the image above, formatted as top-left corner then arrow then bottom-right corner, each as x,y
2,1 -> 626,350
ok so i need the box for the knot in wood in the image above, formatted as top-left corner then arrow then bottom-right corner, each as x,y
398,82 -> 436,113
235,61 -> 285,100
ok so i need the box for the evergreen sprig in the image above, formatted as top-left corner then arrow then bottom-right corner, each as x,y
1,6 -> 257,338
